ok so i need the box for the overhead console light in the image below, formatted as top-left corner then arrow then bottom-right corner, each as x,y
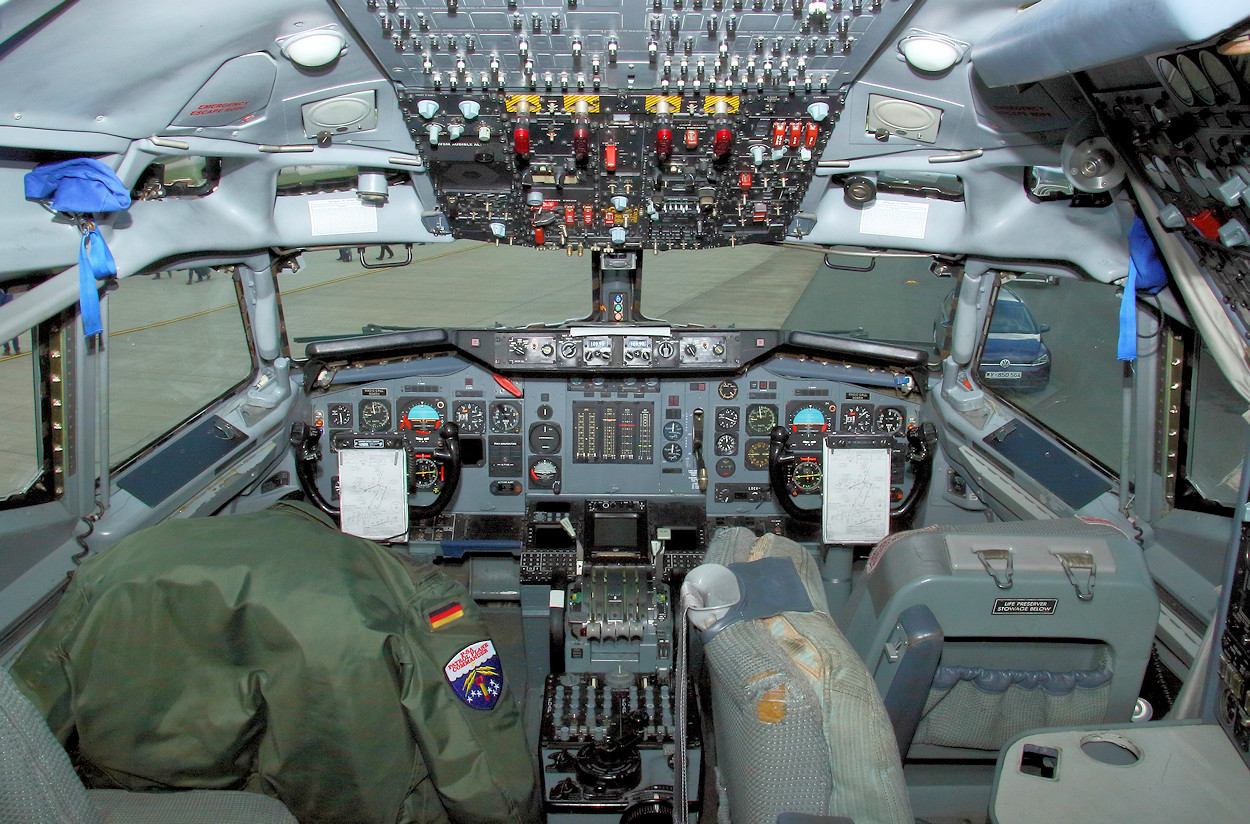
898,33 -> 966,74
1217,28 -> 1250,56
281,29 -> 347,69
357,170 -> 389,204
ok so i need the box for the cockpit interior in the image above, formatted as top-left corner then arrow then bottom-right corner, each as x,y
2,1 -> 1250,823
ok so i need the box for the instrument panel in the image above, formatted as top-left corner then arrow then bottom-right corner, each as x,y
307,354 -> 921,529
1093,43 -> 1250,341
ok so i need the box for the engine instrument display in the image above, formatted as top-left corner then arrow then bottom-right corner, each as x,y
573,402 -> 655,464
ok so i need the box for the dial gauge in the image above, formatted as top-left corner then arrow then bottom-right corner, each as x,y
790,405 -> 828,435
1157,57 -> 1194,106
358,400 -> 391,432
328,403 -> 352,427
840,403 -> 874,434
875,407 -> 905,435
718,380 -> 739,400
715,433 -> 738,456
454,402 -> 485,434
490,401 -> 521,433
745,439 -> 770,470
715,457 -> 736,477
529,458 -> 559,487
1200,51 -> 1239,104
789,458 -> 822,493
1177,54 -> 1214,105
662,442 -> 683,462
411,456 -> 439,489
745,404 -> 778,436
403,402 -> 442,434
529,422 -> 561,454
715,406 -> 740,431
663,420 -> 684,441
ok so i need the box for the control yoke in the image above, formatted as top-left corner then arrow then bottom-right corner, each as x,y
289,421 -> 464,522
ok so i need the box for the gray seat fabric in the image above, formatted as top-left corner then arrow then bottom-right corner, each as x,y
701,527 -> 912,824
1,667 -> 295,824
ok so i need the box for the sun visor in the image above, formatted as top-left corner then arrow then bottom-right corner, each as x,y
971,0 -> 1250,89
170,52 -> 277,128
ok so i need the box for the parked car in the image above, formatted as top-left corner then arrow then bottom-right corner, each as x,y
935,288 -> 1052,391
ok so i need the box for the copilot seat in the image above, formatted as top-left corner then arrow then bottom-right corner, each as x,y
840,518 -> 1159,760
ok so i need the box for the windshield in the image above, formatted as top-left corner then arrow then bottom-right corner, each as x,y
279,243 -> 949,359
989,299 -> 1040,335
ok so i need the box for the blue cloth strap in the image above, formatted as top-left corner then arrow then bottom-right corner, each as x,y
1117,254 -> 1138,361
24,159 -> 130,338
1118,218 -> 1169,362
78,229 -> 115,337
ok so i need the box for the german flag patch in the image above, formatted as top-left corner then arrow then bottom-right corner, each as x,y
428,601 -> 464,630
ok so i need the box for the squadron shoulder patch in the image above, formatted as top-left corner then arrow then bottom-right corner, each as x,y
445,640 -> 503,710
428,601 -> 464,630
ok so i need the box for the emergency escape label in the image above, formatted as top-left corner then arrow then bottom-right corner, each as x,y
992,598 -> 1058,615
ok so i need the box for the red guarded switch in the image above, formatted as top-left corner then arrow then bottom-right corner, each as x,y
657,128 -> 673,157
604,143 -> 618,172
712,128 -> 733,158
788,121 -> 802,148
685,128 -> 699,149
771,121 -> 786,148
804,121 -> 819,148
1188,209 -> 1221,240
513,127 -> 530,157
572,125 -> 590,161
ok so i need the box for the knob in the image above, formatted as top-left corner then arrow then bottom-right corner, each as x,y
611,196 -> 628,211
447,124 -> 464,141
478,125 -> 492,141
1157,204 -> 1186,230
458,100 -> 481,120
750,145 -> 766,166
490,222 -> 507,238
526,190 -> 545,206
416,99 -> 440,119
610,227 -> 627,245
427,124 -> 442,145
513,127 -> 530,156
713,128 -> 733,157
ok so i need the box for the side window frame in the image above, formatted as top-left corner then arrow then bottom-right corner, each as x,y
0,309 -> 72,511
107,267 -> 259,476
971,274 -> 1154,482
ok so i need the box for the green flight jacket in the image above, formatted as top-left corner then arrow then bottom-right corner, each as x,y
10,501 -> 539,824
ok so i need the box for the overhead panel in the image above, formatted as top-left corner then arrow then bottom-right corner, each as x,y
331,0 -> 919,251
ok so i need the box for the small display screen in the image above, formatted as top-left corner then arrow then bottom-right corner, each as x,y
589,512 -> 646,560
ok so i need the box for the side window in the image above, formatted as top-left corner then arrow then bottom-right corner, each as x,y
0,290 -> 55,504
1182,342 -> 1250,509
978,277 -> 1126,471
108,267 -> 254,467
